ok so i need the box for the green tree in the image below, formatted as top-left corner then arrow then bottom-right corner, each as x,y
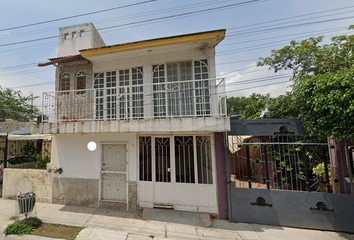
257,25 -> 354,140
263,92 -> 300,119
226,96 -> 252,116
241,93 -> 270,119
0,87 -> 39,122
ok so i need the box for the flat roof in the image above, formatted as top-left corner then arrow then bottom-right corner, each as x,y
80,29 -> 226,58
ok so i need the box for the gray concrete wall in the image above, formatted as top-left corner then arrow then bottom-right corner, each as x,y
52,177 -> 99,207
58,23 -> 105,57
2,168 -> 53,203
0,119 -> 27,133
128,181 -> 137,210
52,177 -> 136,211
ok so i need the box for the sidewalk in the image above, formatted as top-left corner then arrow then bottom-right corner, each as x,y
0,198 -> 353,240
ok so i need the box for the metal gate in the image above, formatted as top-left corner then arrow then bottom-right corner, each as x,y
0,134 -> 8,198
227,119 -> 354,233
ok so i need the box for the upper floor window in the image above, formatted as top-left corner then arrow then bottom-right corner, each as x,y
152,59 -> 209,118
72,32 -> 77,38
60,72 -> 70,93
63,33 -> 69,40
80,30 -> 84,37
76,71 -> 86,90
194,59 -> 208,80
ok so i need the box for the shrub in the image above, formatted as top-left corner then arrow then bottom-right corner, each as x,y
4,217 -> 42,236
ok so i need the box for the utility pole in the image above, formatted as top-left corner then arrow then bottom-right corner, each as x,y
30,94 -> 33,122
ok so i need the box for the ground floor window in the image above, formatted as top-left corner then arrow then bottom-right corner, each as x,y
139,135 -> 213,184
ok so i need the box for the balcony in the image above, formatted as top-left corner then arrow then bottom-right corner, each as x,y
40,78 -> 230,134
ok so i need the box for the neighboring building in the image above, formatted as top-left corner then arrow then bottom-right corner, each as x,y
39,23 -> 229,216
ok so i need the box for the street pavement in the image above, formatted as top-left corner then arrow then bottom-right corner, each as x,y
0,198 -> 353,240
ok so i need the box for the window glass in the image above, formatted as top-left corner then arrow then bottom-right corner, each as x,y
175,136 -> 195,183
155,137 -> 171,182
60,72 -> 70,94
139,136 -> 152,181
197,136 -> 213,184
152,65 -> 166,118
76,71 -> 86,90
132,67 -> 144,119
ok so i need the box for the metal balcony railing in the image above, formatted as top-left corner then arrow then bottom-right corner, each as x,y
42,77 -> 226,123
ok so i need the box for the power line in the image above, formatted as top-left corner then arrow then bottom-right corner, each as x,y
221,26 -> 347,46
0,0 -> 240,41
228,5 -> 354,31
97,0 -> 262,31
0,0 -> 156,32
228,15 -> 354,37
0,0 -> 263,48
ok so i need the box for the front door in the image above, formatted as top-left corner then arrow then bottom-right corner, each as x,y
138,135 -> 218,213
100,143 -> 127,206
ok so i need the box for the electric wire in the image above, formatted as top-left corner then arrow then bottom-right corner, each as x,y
0,0 -> 156,32
0,0 -> 263,48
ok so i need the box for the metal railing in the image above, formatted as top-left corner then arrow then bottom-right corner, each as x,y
42,77 -> 226,123
228,135 -> 354,194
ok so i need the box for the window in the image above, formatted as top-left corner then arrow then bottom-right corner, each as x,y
152,60 -> 210,118
94,67 -> 144,120
60,72 -> 70,94
94,73 -> 104,119
139,137 -> 152,181
76,71 -> 86,89
72,32 -> 77,38
194,60 -> 210,116
166,62 -> 193,116
132,67 -> 144,119
196,136 -> 213,184
80,30 -> 84,37
106,71 -> 117,119
76,71 -> 86,94
119,69 -> 130,119
152,64 -> 166,118
155,137 -> 171,182
175,136 -> 195,183
64,33 -> 69,40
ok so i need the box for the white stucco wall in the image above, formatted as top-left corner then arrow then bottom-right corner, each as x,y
53,133 -> 137,181
91,47 -> 216,78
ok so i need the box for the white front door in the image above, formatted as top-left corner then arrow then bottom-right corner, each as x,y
100,143 -> 128,205
137,135 -> 218,213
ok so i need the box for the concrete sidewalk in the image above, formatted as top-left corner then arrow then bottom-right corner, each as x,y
0,199 -> 353,240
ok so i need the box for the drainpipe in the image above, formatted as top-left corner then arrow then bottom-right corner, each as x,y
224,132 -> 232,221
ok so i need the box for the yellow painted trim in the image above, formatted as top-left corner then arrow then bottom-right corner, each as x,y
81,30 -> 225,58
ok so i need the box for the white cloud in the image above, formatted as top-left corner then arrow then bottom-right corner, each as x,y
219,62 -> 292,98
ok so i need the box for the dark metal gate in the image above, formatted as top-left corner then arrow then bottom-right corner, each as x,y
227,119 -> 354,233
0,134 -> 8,198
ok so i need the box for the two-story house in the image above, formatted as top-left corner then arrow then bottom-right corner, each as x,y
39,23 -> 230,216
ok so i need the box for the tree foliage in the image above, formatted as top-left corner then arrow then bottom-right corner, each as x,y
242,93 -> 270,119
227,92 -> 299,119
257,25 -> 354,140
0,87 -> 39,122
226,96 -> 252,116
263,92 -> 299,119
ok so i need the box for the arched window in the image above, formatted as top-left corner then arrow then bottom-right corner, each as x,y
194,59 -> 210,115
152,64 -> 166,118
76,70 -> 86,91
60,72 -> 70,93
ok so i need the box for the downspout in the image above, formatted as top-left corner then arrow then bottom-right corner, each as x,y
224,132 -> 232,221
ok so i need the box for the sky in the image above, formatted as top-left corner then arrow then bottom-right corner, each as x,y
1,0 -> 354,109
